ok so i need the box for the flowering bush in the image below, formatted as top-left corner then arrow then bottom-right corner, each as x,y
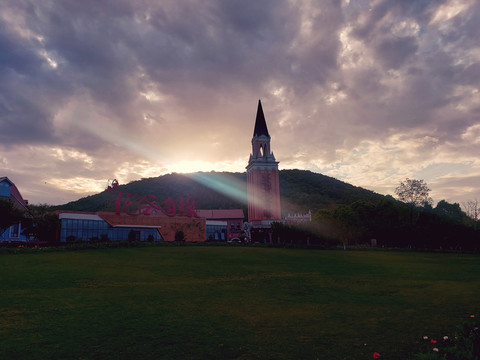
414,315 -> 479,360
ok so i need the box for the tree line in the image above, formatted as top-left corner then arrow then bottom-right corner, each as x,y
309,179 -> 479,250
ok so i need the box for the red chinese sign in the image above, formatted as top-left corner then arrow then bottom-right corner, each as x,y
107,180 -> 198,217
114,192 -> 198,217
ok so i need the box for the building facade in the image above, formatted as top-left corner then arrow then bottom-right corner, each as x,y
196,209 -> 244,241
246,100 -> 282,227
58,211 -> 206,243
0,177 -> 31,242
285,210 -> 312,225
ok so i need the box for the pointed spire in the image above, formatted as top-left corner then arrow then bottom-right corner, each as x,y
253,99 -> 270,137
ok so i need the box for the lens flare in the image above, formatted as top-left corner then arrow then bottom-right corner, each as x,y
189,172 -> 248,205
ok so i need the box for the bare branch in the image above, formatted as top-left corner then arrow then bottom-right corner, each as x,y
463,199 -> 479,220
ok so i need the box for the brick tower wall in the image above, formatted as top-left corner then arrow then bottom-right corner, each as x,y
247,168 -> 281,222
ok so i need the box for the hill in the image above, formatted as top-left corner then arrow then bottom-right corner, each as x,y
53,169 -> 385,215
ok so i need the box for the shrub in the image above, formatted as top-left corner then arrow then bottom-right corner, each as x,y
414,315 -> 479,360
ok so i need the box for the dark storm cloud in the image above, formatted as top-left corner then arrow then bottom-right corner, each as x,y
137,0 -> 296,90
0,18 -> 65,145
342,0 -> 479,141
350,0 -> 444,38
38,2 -> 140,116
375,36 -> 418,69
0,22 -> 41,75
28,1 -> 287,116
2,1 -> 477,135
2,0 -> 338,141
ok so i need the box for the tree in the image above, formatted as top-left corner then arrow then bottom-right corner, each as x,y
395,178 -> 432,225
395,178 -> 432,207
0,199 -> 24,236
22,204 -> 60,243
434,200 -> 467,224
463,198 -> 479,230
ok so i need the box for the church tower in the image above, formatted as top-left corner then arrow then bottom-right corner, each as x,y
246,100 -> 282,225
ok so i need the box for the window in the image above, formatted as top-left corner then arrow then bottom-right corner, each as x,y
10,223 -> 20,238
206,224 -> 227,241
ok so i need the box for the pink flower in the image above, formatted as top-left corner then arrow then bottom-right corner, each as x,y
373,352 -> 381,359
430,339 -> 437,344
433,348 -> 439,352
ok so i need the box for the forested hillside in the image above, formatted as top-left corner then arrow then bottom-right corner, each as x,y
53,169 -> 385,215
279,170 -> 383,213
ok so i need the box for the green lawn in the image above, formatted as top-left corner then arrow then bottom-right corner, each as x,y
1,247 -> 479,360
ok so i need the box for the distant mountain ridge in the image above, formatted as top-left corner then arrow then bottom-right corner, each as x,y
53,169 -> 385,215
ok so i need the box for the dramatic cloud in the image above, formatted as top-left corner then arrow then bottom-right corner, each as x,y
0,0 -> 479,207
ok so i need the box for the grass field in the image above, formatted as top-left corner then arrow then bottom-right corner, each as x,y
1,246 -> 479,360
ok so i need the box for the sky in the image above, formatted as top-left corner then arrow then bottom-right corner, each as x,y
1,0 -> 479,207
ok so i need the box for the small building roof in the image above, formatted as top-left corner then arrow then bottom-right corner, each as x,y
97,212 -> 168,227
0,176 -> 28,210
59,212 -> 103,221
196,209 -> 244,220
